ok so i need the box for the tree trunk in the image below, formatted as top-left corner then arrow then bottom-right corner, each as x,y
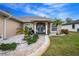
57,25 -> 61,35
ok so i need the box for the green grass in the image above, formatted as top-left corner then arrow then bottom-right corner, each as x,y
43,32 -> 79,56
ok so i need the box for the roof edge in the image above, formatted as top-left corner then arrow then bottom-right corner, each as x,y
0,10 -> 22,22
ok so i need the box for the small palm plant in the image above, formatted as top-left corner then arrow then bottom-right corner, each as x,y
16,26 -> 30,38
16,26 -> 38,45
52,18 -> 62,35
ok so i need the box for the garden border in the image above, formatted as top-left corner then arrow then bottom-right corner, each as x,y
28,35 -> 50,56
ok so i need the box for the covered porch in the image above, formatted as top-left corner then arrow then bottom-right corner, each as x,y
33,21 -> 51,35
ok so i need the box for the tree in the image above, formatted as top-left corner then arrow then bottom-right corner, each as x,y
66,17 -> 73,23
52,18 -> 62,35
53,18 -> 62,26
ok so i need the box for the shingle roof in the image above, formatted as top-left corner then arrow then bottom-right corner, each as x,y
18,16 -> 52,22
0,10 -> 22,22
62,20 -> 79,25
0,10 -> 52,23
0,10 -> 10,17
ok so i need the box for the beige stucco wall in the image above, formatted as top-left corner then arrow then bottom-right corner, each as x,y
6,19 -> 22,38
0,16 -> 3,36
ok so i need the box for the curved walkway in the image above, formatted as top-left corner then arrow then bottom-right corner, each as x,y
0,35 -> 50,56
29,35 -> 50,56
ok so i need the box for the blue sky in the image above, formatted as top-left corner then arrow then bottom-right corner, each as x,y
0,3 -> 79,20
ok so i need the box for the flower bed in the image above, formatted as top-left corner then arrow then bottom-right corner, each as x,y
0,35 -> 50,56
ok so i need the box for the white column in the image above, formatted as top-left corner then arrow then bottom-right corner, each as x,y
3,16 -> 10,40
3,18 -> 7,40
50,23 -> 52,34
45,22 -> 48,35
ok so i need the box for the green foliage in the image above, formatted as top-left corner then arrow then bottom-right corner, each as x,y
66,17 -> 73,23
61,29 -> 69,34
24,34 -> 38,45
16,26 -> 38,45
0,43 -> 17,51
16,26 -> 29,36
52,18 -> 62,26
32,34 -> 38,42
52,18 -> 62,35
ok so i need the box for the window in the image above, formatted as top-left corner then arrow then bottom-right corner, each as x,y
52,25 -> 57,31
72,24 -> 75,29
25,23 -> 33,29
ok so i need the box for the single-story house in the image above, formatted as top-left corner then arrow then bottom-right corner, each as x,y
0,10 -> 23,39
62,20 -> 79,32
0,10 -> 57,39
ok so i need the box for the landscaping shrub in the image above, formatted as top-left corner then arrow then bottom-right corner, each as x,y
24,34 -> 39,45
28,28 -> 34,35
0,43 -> 17,51
32,34 -> 38,42
56,32 -> 59,35
16,26 -> 38,45
61,29 -> 69,34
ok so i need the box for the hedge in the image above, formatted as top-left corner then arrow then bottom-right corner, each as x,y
0,43 -> 17,51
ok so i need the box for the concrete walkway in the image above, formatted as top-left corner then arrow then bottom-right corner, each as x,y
0,35 -> 50,56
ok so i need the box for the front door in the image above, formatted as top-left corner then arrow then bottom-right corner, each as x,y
36,23 -> 45,34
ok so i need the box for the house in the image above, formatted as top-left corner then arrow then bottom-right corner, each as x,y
62,20 -> 79,32
0,10 -> 22,39
0,10 -> 57,39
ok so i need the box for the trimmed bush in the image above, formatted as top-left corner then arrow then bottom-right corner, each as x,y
61,29 -> 69,34
0,43 -> 17,51
32,34 -> 38,42
24,34 -> 39,45
56,32 -> 59,35
28,28 -> 34,35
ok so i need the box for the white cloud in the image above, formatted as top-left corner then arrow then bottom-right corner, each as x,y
24,4 -> 63,18
5,3 -> 72,20
23,4 -> 52,18
43,3 -> 68,8
5,3 -> 27,10
42,3 -> 71,19
34,11 -> 50,18
25,7 -> 50,18
52,4 -> 67,8
56,12 -> 70,20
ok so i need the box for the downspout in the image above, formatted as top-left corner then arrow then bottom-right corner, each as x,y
3,16 -> 11,40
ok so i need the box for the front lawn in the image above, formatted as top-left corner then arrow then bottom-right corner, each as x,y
43,32 -> 79,56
